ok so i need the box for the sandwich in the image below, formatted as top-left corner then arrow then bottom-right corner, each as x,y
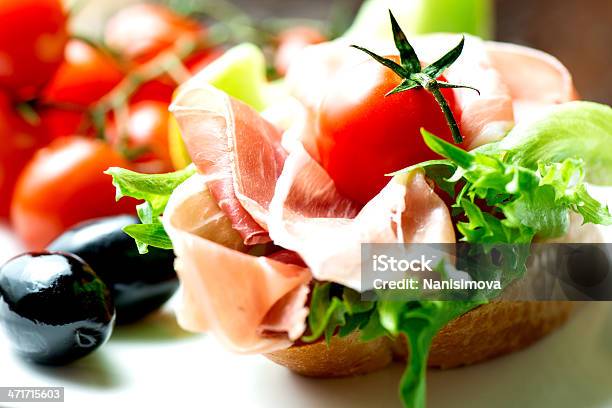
106,12 -> 612,408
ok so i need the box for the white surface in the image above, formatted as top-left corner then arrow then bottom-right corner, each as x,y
1,299 -> 612,408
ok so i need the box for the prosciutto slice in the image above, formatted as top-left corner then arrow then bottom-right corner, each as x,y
163,174 -> 311,353
170,84 -> 287,245
267,139 -> 455,291
486,41 -> 577,122
163,36 -> 578,354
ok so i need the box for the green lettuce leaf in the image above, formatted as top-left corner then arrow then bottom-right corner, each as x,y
105,165 -> 196,253
123,223 -> 174,251
302,283 -> 374,344
420,129 -> 612,241
378,300 -> 482,408
500,101 -> 612,185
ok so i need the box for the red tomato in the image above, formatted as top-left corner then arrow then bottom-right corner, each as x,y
38,107 -> 94,140
41,40 -> 124,107
0,94 -> 50,217
184,48 -> 224,74
317,56 -> 461,205
108,101 -> 173,174
104,3 -> 203,64
130,80 -> 175,104
11,137 -> 135,249
0,0 -> 68,100
274,26 -> 326,76
129,48 -> 223,104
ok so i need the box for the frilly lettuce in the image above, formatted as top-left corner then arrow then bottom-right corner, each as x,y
420,128 -> 612,241
501,101 -> 612,185
105,165 -> 196,253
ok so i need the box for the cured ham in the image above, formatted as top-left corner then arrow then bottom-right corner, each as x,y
170,84 -> 286,245
486,41 -> 577,122
165,99 -> 455,349
163,35 -> 579,354
267,140 -> 455,290
163,173 -> 311,353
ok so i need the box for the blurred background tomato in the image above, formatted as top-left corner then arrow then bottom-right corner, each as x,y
11,137 -> 137,250
0,0 -> 226,246
41,39 -> 125,107
0,0 -> 68,100
0,94 -> 49,217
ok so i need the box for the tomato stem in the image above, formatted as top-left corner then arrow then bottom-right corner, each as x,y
16,103 -> 41,126
86,36 -> 202,145
100,36 -> 199,112
425,80 -> 463,144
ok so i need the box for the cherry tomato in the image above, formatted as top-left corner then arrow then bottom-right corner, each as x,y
0,94 -> 49,217
129,47 -> 223,104
38,107 -> 93,140
0,0 -> 68,100
11,137 -> 135,250
274,26 -> 326,76
104,3 -> 203,64
42,40 -> 124,107
317,56 -> 460,205
108,101 -> 173,174
184,48 -> 224,74
130,80 -> 175,104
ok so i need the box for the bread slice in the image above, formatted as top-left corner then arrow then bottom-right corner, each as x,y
265,301 -> 573,377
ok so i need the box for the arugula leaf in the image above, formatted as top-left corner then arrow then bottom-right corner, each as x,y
105,165 -> 196,253
358,307 -> 388,341
423,130 -> 473,167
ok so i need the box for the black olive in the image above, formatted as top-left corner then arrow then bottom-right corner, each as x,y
0,252 -> 115,365
48,215 -> 178,324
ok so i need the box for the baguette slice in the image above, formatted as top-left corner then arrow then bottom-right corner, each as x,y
265,301 -> 573,377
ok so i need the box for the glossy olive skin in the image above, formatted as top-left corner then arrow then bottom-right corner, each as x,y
0,252 -> 115,365
48,215 -> 178,323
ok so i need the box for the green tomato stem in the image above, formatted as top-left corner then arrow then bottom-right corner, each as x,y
424,77 -> 464,144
